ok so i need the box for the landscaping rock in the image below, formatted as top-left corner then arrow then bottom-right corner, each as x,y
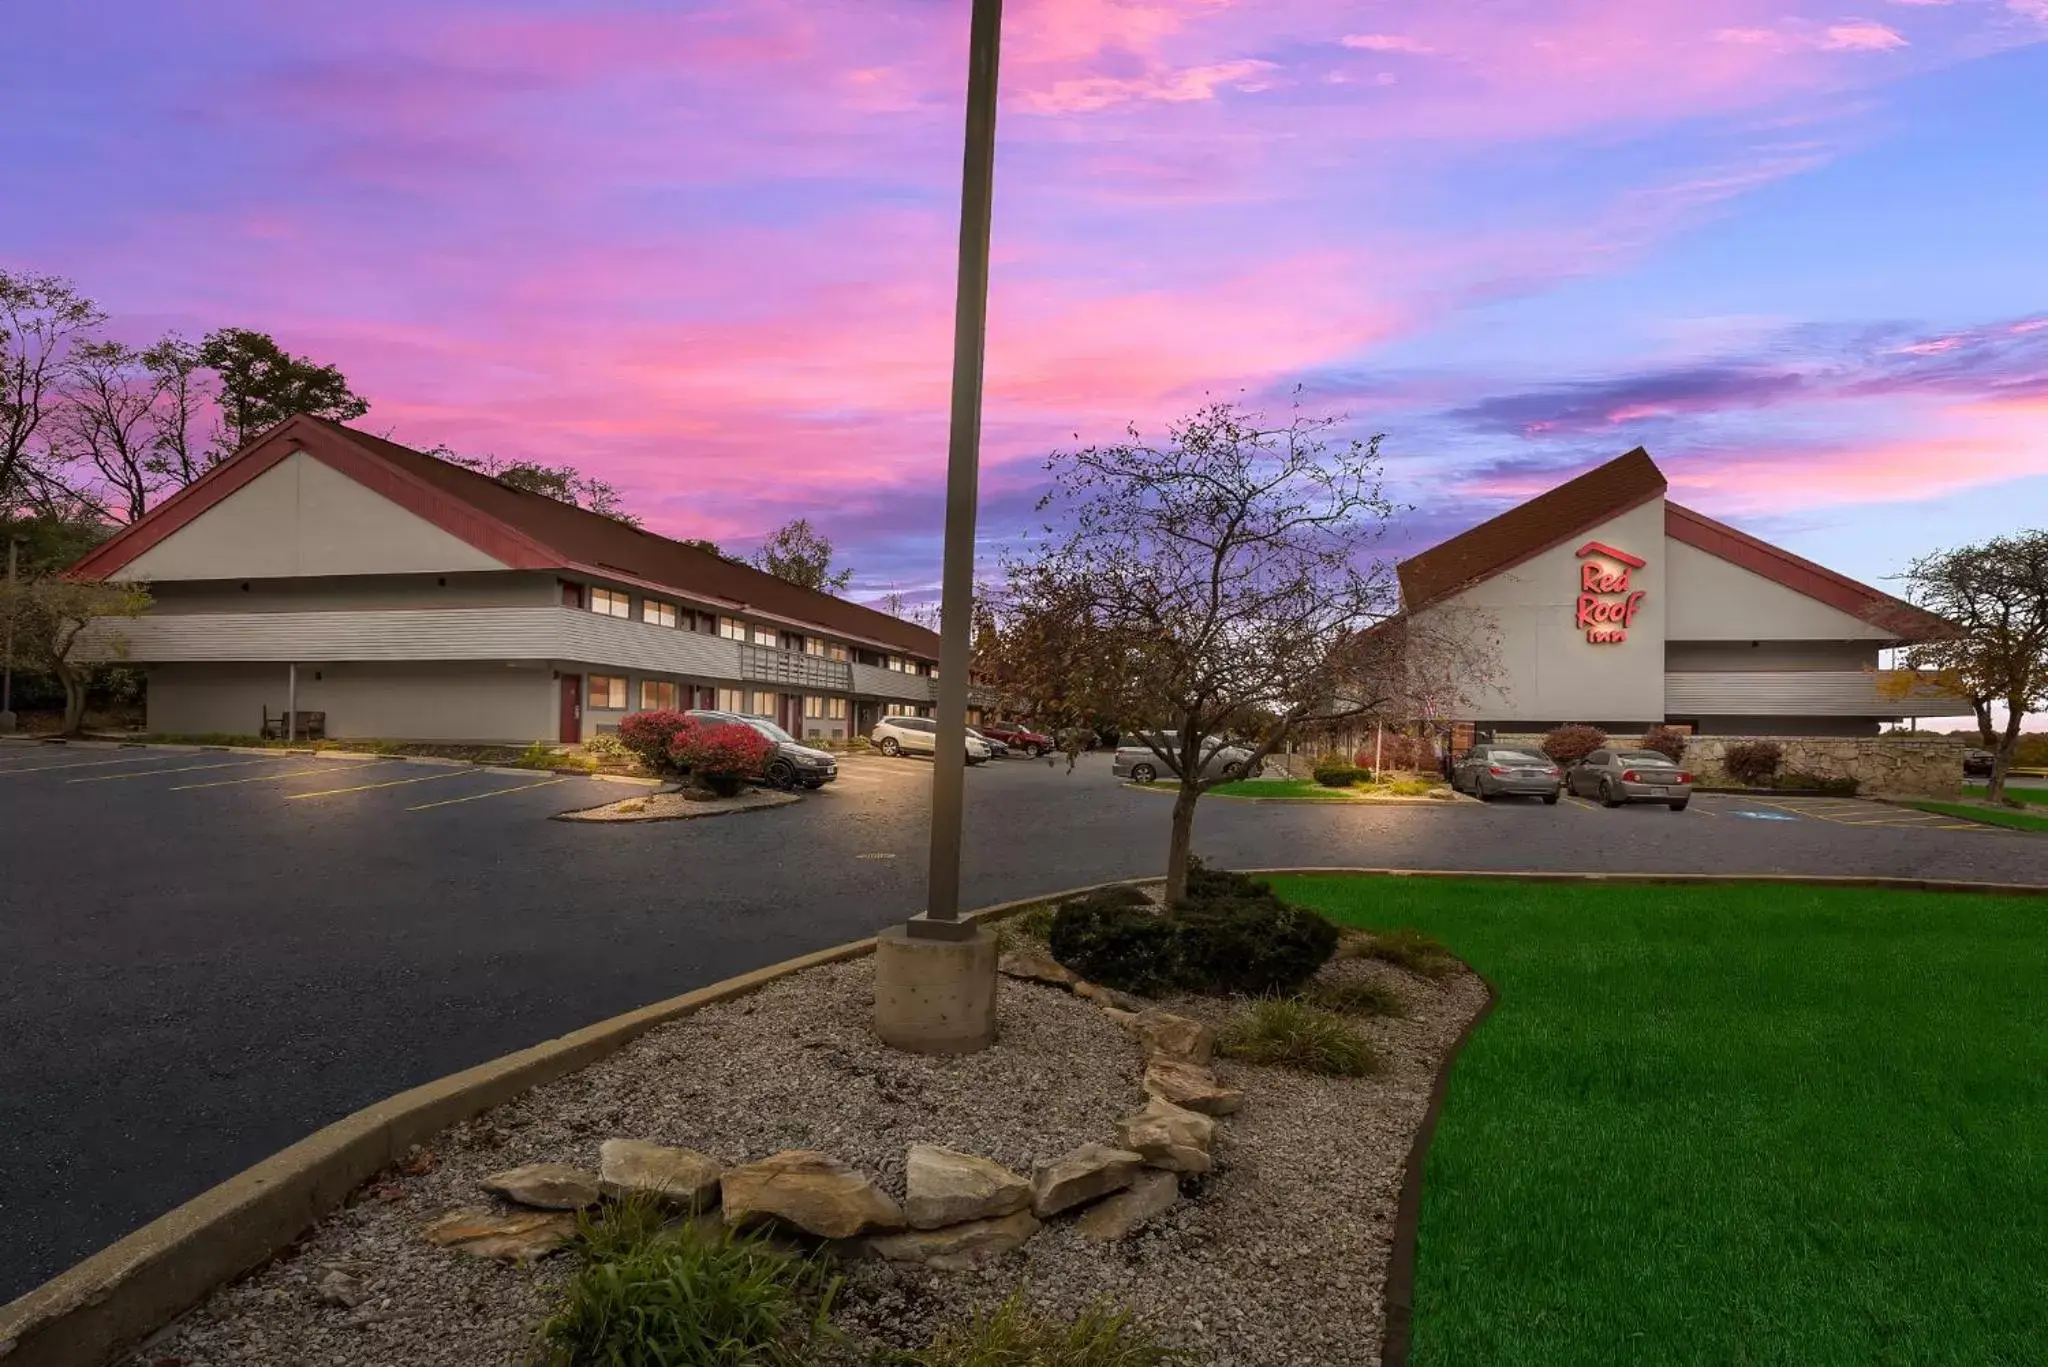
420,1208 -> 577,1262
903,1143 -> 1032,1230
997,949 -> 1079,988
314,1268 -> 369,1308
868,1209 -> 1041,1271
1143,1056 -> 1245,1116
1115,1095 -> 1217,1173
721,1149 -> 905,1238
1076,1169 -> 1180,1242
1123,1007 -> 1216,1064
480,1161 -> 600,1210
1073,980 -> 1147,1011
597,1138 -> 722,1210
1029,1142 -> 1144,1217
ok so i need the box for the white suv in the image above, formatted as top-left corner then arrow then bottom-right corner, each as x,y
871,715 -> 991,764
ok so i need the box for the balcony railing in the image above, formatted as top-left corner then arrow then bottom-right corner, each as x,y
738,643 -> 854,692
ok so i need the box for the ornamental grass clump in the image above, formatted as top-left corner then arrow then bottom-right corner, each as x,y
1219,997 -> 1380,1077
1343,927 -> 1458,979
1300,979 -> 1407,1018
908,1291 -> 1191,1367
539,1200 -> 840,1367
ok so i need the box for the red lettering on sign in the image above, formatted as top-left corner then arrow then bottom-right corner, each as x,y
1581,562 -> 1633,593
1573,545 -> 1648,645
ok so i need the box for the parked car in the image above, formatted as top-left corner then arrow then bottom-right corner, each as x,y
1963,748 -> 1995,777
966,727 -> 1009,759
871,715 -> 992,764
684,709 -> 838,789
1451,745 -> 1562,804
1111,733 -> 1262,784
1565,747 -> 1694,810
979,721 -> 1054,757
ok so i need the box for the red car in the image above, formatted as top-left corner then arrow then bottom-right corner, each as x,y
978,721 -> 1054,757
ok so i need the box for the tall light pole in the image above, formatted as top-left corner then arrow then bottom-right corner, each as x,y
873,0 -> 1005,1053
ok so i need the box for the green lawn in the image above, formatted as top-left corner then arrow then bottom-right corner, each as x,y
1270,875 -> 2048,1367
1912,799 -> 2048,832
1965,782 -> 2048,806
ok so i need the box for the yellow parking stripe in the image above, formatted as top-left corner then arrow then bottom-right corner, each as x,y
0,753 -> 177,776
170,762 -> 391,791
286,769 -> 476,800
406,777 -> 570,811
68,759 -> 276,783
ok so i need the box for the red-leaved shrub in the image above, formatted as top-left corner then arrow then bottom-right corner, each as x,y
617,710 -> 696,774
670,721 -> 774,796
1723,739 -> 1783,787
1637,726 -> 1688,763
1541,724 -> 1608,766
1356,732 -> 1437,773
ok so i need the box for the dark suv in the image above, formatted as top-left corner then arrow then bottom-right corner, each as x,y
978,721 -> 1053,756
684,709 -> 838,789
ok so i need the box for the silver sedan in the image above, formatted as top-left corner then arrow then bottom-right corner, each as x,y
1112,736 -> 1262,783
1565,748 -> 1695,810
1452,745 -> 1562,803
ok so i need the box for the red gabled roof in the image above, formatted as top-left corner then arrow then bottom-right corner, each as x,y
1663,502 -> 1953,641
68,414 -> 944,658
1397,448 -> 1667,612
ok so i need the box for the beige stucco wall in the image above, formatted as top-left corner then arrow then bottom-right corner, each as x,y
1414,497 -> 1668,726
146,661 -> 555,742
126,451 -> 508,581
1662,538 -> 1893,642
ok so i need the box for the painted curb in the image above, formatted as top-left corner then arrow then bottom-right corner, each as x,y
0,881 -> 1129,1367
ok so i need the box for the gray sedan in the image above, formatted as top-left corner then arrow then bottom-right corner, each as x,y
1565,748 -> 1695,810
1451,745 -> 1562,803
1112,735 -> 1262,783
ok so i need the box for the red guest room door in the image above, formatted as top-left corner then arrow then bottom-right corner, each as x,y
559,675 -> 582,743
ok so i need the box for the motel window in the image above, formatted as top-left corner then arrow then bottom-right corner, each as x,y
719,616 -> 747,640
752,625 -> 779,647
750,690 -> 776,716
828,697 -> 848,720
803,637 -> 825,657
588,675 -> 628,709
828,643 -> 850,662
716,687 -> 747,712
642,599 -> 678,628
591,587 -> 631,619
887,655 -> 907,672
805,695 -> 827,718
641,680 -> 679,711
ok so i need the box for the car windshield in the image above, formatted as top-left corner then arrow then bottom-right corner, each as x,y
1488,750 -> 1546,764
748,719 -> 795,744
1617,751 -> 1676,765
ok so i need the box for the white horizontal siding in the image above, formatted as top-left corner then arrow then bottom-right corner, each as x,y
1664,671 -> 1966,717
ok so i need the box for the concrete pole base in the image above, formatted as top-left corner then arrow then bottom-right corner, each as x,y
873,922 -> 998,1055
0,709 -> 15,735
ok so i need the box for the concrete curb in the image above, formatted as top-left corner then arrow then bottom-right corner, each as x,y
3,739 -> 663,787
0,881 -> 1127,1367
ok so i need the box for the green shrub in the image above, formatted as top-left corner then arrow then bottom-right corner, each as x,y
1008,900 -> 1060,943
1722,739 -> 1783,786
1219,998 -> 1380,1076
1048,890 -> 1179,994
1300,979 -> 1406,1018
1174,895 -> 1340,996
1346,927 -> 1457,978
1784,770 -> 1858,797
1541,724 -> 1608,767
539,1204 -> 839,1366
1311,759 -> 1361,788
1182,858 -> 1273,904
909,1292 -> 1190,1367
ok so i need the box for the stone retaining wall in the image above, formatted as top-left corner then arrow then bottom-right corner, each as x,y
1486,732 -> 1965,798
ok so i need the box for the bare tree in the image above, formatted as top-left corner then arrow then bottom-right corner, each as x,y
56,340 -> 161,523
142,333 -> 208,489
1900,531 -> 2048,804
434,448 -> 642,527
980,397 -> 1412,903
1,271 -> 106,511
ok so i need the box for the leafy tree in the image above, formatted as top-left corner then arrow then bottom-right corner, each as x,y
198,327 -> 368,456
980,397 -> 1427,903
0,572 -> 149,734
1,270 -> 105,511
434,448 -> 641,527
678,537 -> 725,557
1900,531 -> 2048,804
753,517 -> 853,593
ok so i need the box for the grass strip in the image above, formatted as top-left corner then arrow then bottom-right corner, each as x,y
1271,875 -> 2048,1367
1964,783 -> 2048,807
1910,799 -> 2048,832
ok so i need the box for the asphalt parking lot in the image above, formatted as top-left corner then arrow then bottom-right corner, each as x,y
3,739 -> 2044,1303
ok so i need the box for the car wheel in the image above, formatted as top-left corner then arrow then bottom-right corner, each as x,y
1029,744 -> 1046,758
1669,800 -> 1689,812
1477,785 -> 1495,802
1221,761 -> 1244,780
1600,779 -> 1623,808
766,759 -> 795,789
1131,763 -> 1156,784
878,737 -> 900,756
1542,793 -> 1559,805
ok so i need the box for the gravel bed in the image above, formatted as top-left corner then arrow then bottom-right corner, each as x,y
131,946 -> 1487,1367
553,787 -> 800,822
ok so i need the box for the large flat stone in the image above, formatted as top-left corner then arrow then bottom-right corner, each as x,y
1029,1142 -> 1144,1218
421,1208 -> 577,1262
480,1162 -> 600,1210
996,949 -> 1079,988
1076,1169 -> 1180,1241
1121,1008 -> 1216,1064
722,1150 -> 905,1238
1115,1095 -> 1217,1173
903,1144 -> 1031,1230
868,1209 -> 1041,1271
598,1139 -> 723,1211
1143,1057 -> 1244,1117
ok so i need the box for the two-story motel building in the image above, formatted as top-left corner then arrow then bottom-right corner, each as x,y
69,416 -> 951,744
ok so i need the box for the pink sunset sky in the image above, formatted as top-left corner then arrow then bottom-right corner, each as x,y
5,0 -> 2046,602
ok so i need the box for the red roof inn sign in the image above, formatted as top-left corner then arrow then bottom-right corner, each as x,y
1575,541 -> 1647,644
